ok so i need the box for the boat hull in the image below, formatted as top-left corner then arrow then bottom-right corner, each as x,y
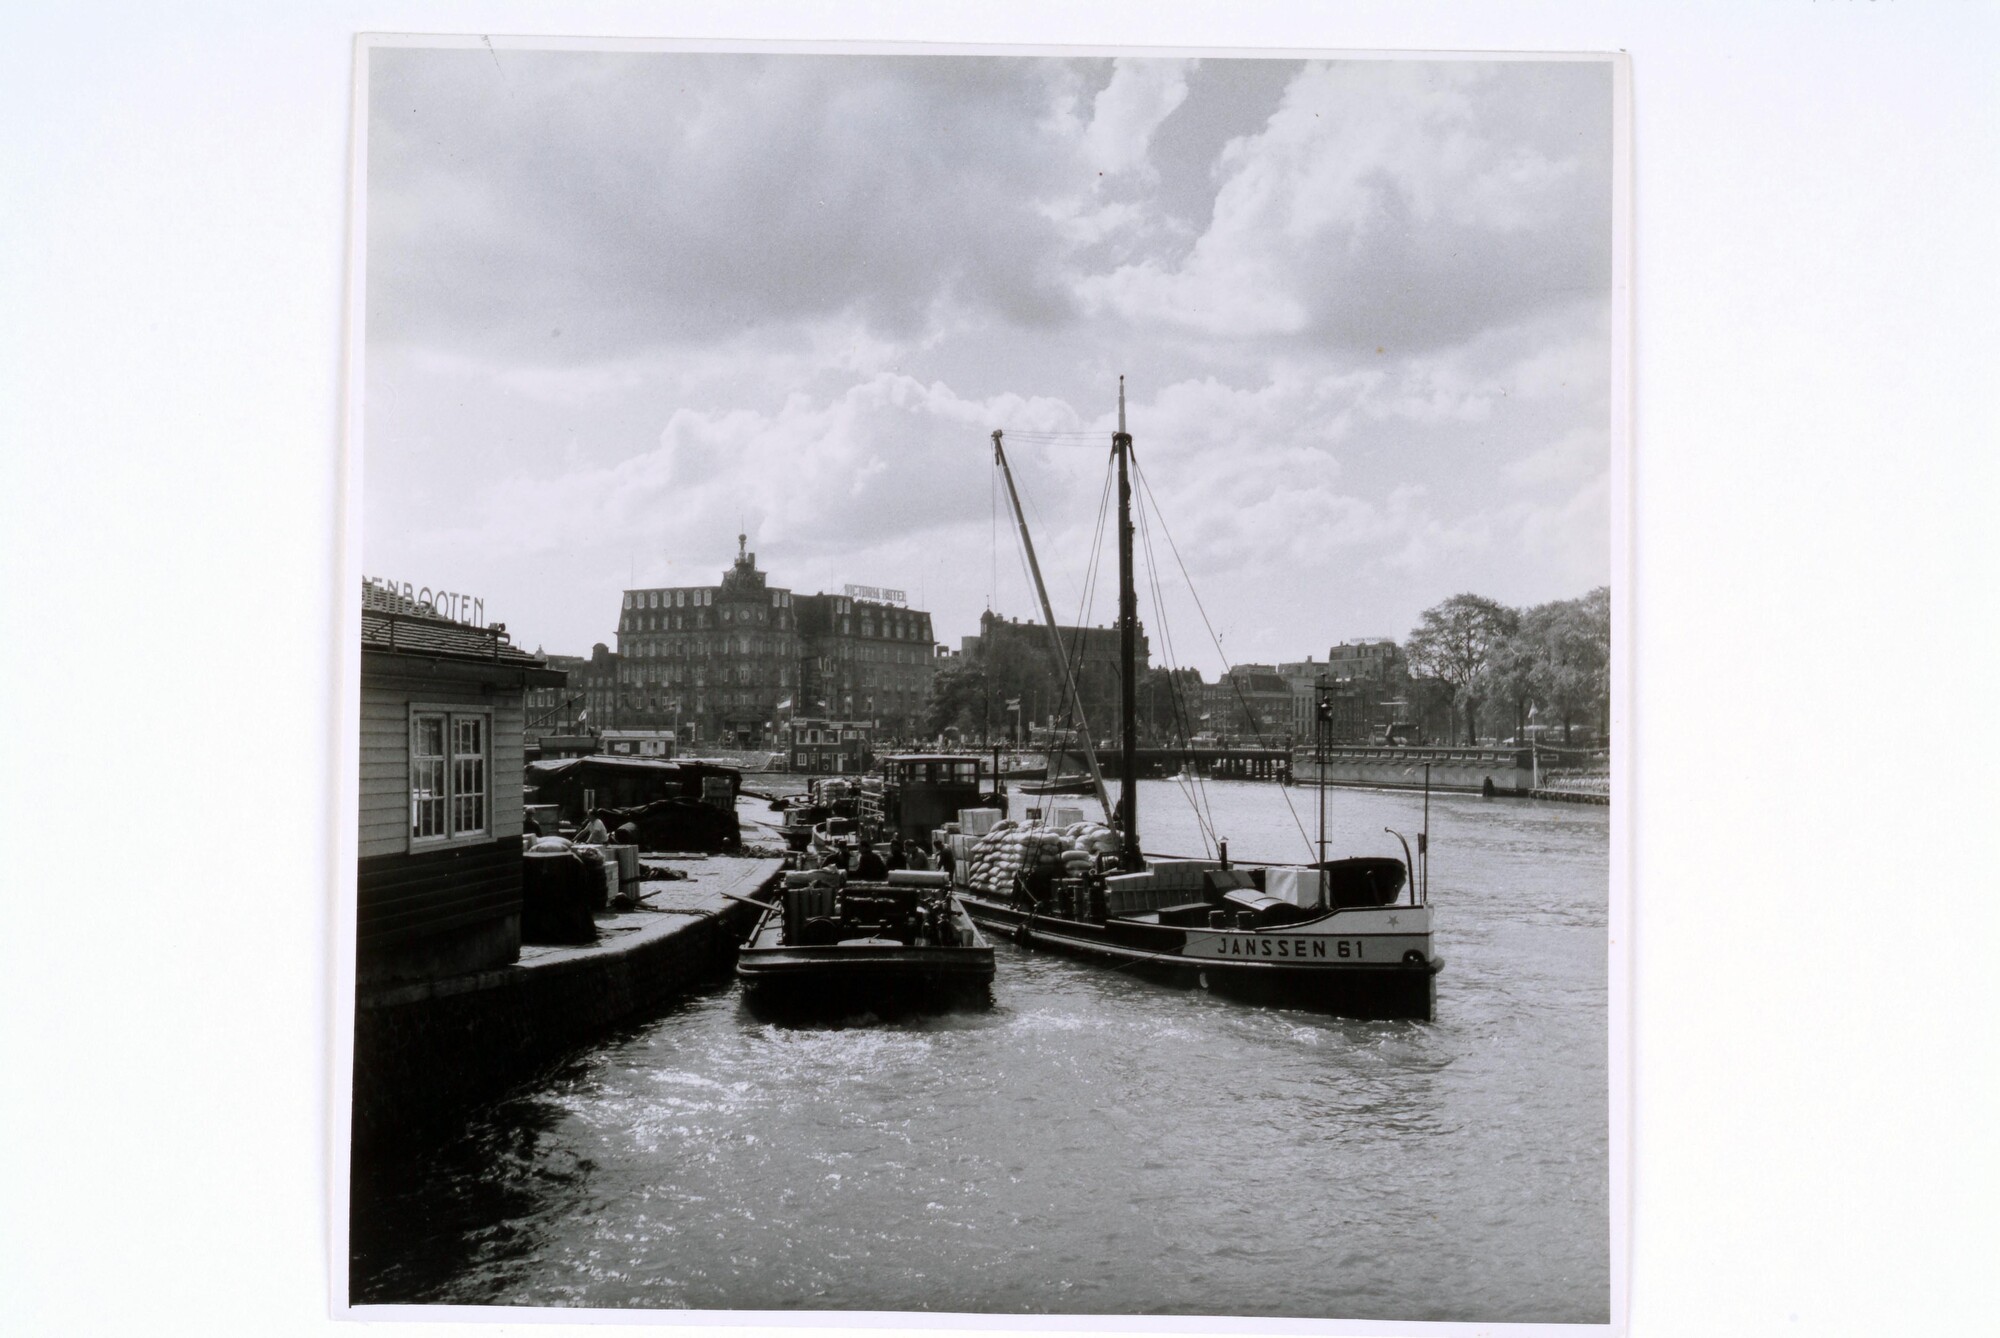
958,894 -> 1438,1021
736,910 -> 994,1018
1018,777 -> 1095,796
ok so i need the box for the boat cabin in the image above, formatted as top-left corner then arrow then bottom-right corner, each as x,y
598,728 -> 678,759
861,754 -> 984,845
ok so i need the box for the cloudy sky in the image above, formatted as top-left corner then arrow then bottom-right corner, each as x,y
361,47 -> 1613,672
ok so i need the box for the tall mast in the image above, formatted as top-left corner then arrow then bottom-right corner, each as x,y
1115,377 -> 1141,870
991,430 -> 1116,828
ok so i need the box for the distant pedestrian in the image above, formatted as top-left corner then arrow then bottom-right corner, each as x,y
886,837 -> 909,872
855,844 -> 888,880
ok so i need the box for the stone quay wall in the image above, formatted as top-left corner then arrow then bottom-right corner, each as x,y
350,858 -> 779,1155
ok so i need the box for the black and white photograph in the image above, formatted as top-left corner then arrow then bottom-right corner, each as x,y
340,39 -> 1624,1327
14,7 -> 2000,1338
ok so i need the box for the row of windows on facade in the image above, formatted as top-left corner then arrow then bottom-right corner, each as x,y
625,587 -> 914,619
786,725 -> 870,743
589,685 -> 917,706
613,638 -> 931,666
619,635 -> 793,659
620,607 -> 932,641
623,607 -> 789,632
625,587 -> 790,610
619,663 -> 796,687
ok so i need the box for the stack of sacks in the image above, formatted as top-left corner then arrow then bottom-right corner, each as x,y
964,821 -> 1068,899
968,817 -> 1142,898
963,819 -> 1018,897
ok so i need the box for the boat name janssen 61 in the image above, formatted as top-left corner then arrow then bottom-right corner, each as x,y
1187,930 -> 1428,962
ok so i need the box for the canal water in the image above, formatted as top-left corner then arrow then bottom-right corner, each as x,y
350,780 -> 1610,1324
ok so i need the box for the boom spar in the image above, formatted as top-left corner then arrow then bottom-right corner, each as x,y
990,429 -> 1116,828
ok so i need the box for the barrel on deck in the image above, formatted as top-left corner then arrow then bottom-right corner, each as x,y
521,846 -> 598,944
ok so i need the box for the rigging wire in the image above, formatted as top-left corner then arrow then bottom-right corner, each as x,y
1133,454 -> 1319,863
1050,464 -> 1114,747
1130,459 -> 1220,855
1139,502 -> 1217,848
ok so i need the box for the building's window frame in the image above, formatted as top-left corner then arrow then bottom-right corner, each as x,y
407,702 -> 494,852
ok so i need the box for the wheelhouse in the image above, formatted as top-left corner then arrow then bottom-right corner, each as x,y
863,754 -> 984,844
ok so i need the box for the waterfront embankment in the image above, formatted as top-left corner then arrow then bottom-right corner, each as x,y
348,780 -> 1611,1320
351,820 -> 783,1155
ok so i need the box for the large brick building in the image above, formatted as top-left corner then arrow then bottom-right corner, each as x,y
1203,663 -> 1296,742
959,609 -> 1149,741
794,591 -> 937,741
604,538 -> 936,747
1324,639 -> 1409,743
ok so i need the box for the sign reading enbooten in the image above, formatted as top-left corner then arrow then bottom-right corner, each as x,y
364,576 -> 487,627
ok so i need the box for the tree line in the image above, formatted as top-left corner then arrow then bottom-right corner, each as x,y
924,585 -> 1611,752
1402,587 -> 1610,747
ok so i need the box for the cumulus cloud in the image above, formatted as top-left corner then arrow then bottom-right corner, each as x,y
368,52 -> 1093,358
1079,59 -> 1196,180
361,49 -> 1615,665
1076,61 -> 1611,353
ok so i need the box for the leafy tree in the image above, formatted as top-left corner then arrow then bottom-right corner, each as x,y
924,659 -> 989,738
1480,625 -> 1541,743
1404,675 -> 1458,745
1404,594 -> 1520,745
1523,586 -> 1610,743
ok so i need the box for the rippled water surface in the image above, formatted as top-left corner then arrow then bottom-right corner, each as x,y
352,781 -> 1610,1322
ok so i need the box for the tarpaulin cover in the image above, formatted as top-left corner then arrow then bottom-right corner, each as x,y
592,797 -> 740,854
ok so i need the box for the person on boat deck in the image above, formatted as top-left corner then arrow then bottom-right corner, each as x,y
886,837 -> 910,872
853,843 -> 889,880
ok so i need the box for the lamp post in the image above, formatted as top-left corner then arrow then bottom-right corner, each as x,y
1314,676 -> 1332,869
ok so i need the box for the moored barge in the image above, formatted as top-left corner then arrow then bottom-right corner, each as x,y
736,868 -> 994,1016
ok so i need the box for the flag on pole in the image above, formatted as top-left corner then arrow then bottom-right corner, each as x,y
777,698 -> 792,709
1007,697 -> 1021,711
